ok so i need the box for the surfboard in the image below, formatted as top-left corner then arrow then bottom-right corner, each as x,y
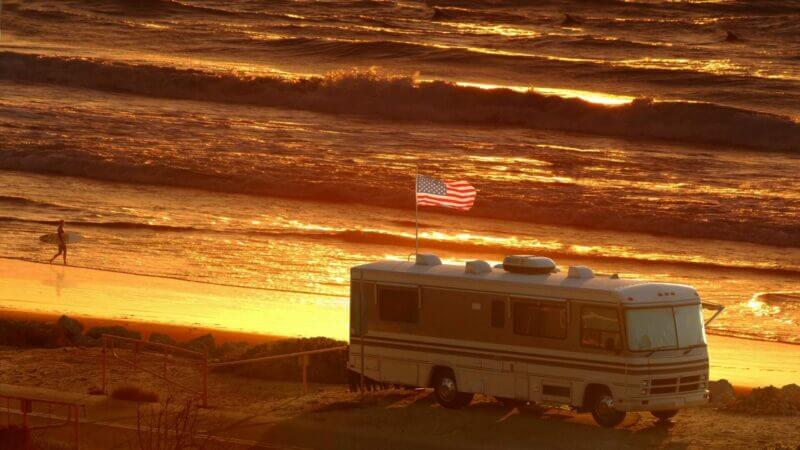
39,232 -> 83,245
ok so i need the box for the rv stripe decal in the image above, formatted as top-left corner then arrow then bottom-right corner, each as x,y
354,334 -> 708,370
350,338 -> 708,376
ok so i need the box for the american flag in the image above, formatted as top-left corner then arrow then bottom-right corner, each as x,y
416,175 -> 477,211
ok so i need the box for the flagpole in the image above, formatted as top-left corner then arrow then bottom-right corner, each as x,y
414,169 -> 419,258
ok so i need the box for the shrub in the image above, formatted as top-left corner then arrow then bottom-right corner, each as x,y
726,384 -> 800,416
214,337 -> 348,383
0,319 -> 63,348
111,386 -> 159,403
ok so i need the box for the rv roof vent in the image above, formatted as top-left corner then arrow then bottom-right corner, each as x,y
567,266 -> 594,279
415,253 -> 442,266
465,260 -> 492,275
502,256 -> 556,275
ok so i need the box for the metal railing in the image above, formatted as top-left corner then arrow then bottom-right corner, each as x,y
101,334 -> 209,406
0,394 -> 85,450
100,334 -> 348,406
208,346 -> 349,395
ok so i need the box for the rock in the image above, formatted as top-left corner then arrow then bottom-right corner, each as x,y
561,14 -> 581,26
86,326 -> 141,341
149,333 -> 177,347
184,333 -> 215,354
725,30 -> 742,42
431,7 -> 449,21
709,379 -> 735,405
56,315 -> 84,340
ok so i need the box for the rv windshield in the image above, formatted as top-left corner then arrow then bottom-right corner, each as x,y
625,304 -> 706,352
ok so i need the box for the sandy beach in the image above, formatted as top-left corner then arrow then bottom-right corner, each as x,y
2,258 -> 798,388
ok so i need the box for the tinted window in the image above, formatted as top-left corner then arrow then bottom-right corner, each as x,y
378,286 -> 418,323
491,300 -> 505,328
581,306 -> 621,351
513,301 -> 566,339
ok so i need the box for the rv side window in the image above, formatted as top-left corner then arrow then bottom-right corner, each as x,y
581,306 -> 621,351
512,301 -> 566,339
491,300 -> 505,328
377,286 -> 419,323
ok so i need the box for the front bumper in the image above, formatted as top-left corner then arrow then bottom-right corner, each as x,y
616,390 -> 710,412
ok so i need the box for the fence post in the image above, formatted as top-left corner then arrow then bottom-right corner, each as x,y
101,336 -> 107,395
21,399 -> 29,429
74,404 -> 80,450
201,352 -> 208,408
301,355 -> 310,395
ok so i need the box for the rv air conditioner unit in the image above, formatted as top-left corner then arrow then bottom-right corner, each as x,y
502,256 -> 556,275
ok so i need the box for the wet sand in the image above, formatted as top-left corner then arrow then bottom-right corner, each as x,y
1,258 -> 797,387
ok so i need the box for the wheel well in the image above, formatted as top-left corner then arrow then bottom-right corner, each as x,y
428,365 -> 454,387
582,383 -> 611,409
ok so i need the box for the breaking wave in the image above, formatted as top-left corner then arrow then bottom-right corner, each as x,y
2,51 -> 799,153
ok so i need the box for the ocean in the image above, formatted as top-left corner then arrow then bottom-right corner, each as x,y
0,0 -> 798,344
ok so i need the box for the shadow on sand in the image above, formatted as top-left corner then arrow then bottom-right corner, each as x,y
245,390 -> 687,450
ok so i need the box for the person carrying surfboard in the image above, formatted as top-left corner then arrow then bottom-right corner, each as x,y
49,220 -> 67,265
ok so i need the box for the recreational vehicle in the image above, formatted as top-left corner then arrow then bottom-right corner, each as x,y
348,254 -> 722,427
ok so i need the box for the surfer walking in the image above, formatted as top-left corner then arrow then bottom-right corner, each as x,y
49,220 -> 67,265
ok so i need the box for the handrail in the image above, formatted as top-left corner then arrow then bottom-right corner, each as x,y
0,394 -> 85,449
0,394 -> 86,412
209,346 -> 348,368
101,334 -> 205,358
109,346 -> 202,396
100,335 -> 348,407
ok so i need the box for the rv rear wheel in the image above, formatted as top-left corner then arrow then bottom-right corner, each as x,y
591,392 -> 626,428
651,409 -> 679,421
433,370 -> 473,409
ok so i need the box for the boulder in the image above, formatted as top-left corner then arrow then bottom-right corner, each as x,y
184,333 -> 215,355
56,315 -> 84,343
148,333 -> 177,347
709,379 -> 735,405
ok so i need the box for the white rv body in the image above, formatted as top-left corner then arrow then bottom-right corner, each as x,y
348,256 -> 711,426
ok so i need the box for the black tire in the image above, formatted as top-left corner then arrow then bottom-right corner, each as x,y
590,390 -> 626,428
651,409 -> 679,421
432,369 -> 474,409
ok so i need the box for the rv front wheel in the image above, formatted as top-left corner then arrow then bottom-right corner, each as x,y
433,370 -> 473,409
591,392 -> 626,427
651,409 -> 679,421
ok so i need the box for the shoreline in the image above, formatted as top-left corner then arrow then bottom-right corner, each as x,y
2,256 -> 797,346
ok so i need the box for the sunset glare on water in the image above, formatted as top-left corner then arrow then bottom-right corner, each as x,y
1,0 -> 799,448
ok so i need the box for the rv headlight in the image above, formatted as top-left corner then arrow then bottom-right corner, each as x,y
641,380 -> 649,396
